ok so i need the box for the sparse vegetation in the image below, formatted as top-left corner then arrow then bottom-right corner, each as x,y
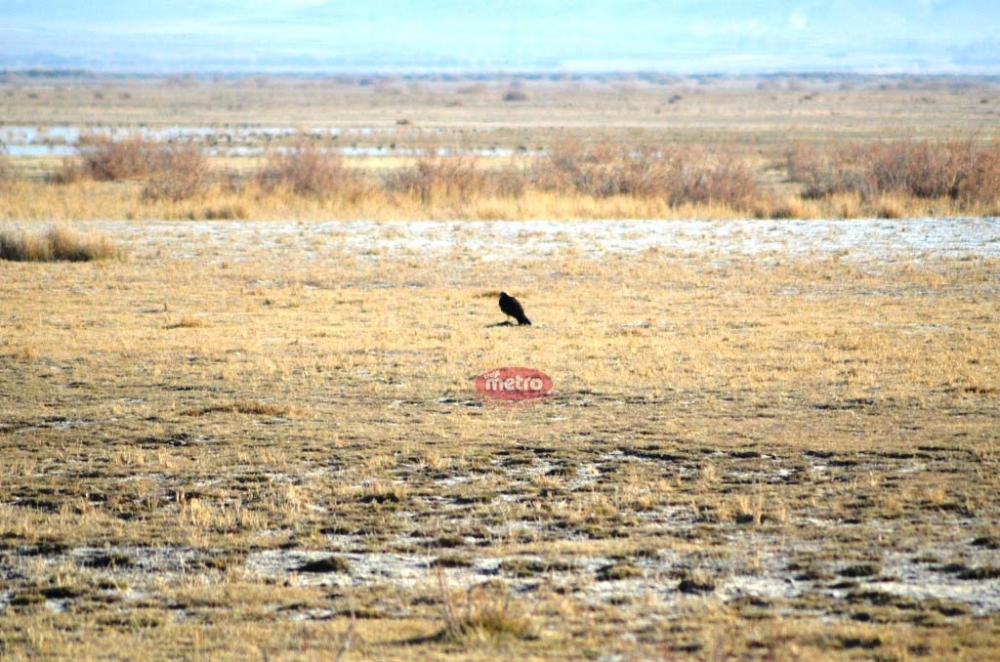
1,72 -> 999,660
435,572 -> 537,644
2,73 -> 998,219
181,400 -> 301,417
1,221 -> 998,659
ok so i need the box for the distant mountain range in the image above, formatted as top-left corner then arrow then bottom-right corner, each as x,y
2,1 -> 999,75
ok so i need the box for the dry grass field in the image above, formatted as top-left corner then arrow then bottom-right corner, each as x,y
1,73 -> 1000,659
1,219 -> 998,660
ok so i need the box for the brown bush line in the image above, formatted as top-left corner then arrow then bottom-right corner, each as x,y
23,135 -> 1000,217
788,138 -> 1000,204
49,135 -> 210,201
535,139 -> 759,208
41,137 -> 763,210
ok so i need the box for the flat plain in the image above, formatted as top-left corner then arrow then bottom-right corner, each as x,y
1,73 -> 1000,660
3,72 -> 1000,220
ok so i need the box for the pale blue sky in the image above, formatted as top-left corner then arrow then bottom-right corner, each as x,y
2,0 -> 998,73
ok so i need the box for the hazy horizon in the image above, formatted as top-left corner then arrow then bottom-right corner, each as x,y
2,1 -> 999,75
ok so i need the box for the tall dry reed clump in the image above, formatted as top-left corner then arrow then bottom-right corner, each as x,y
788,138 -> 1000,205
0,225 -> 120,262
256,143 -> 369,200
536,140 -> 760,208
51,135 -> 209,200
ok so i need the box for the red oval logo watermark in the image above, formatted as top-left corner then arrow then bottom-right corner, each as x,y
475,367 -> 553,403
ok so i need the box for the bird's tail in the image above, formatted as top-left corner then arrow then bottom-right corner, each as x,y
519,315 -> 532,325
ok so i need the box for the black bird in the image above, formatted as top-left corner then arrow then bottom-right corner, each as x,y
499,291 -> 531,325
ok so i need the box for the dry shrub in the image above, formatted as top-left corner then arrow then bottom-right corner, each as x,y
503,89 -> 529,102
386,154 -> 526,202
48,158 -> 88,184
958,141 -> 1000,204
78,135 -> 155,180
849,141 -> 963,199
789,138 -> 1000,205
257,144 -> 365,199
786,141 -> 826,189
536,140 -> 659,197
56,135 -> 209,200
538,139 -> 759,208
667,148 -> 759,208
0,225 -> 120,262
142,142 -> 210,201
0,152 -> 12,188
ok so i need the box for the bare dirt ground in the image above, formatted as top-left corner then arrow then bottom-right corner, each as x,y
1,217 -> 999,659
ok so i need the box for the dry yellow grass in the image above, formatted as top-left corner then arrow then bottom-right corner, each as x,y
1,220 -> 998,659
2,72 -> 999,659
3,176 -> 997,221
0,223 -> 120,261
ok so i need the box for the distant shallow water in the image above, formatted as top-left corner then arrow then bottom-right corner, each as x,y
0,123 -> 527,158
